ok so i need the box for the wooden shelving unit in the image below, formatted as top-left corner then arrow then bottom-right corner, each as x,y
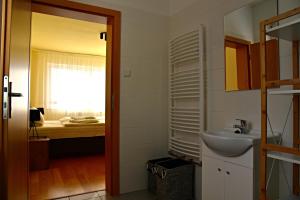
260,7 -> 300,200
268,89 -> 300,95
267,151 -> 300,165
266,17 -> 300,41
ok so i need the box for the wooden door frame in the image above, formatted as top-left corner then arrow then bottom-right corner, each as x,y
31,0 -> 121,196
0,0 -> 6,197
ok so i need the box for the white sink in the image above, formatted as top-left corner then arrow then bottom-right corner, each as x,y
201,130 -> 261,157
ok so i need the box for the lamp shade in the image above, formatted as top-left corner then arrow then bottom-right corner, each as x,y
30,108 -> 41,122
37,107 -> 44,115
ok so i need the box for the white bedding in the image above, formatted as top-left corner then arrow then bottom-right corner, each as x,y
36,120 -> 105,139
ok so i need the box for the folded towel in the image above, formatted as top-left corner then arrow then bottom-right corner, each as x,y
71,116 -> 96,120
69,119 -> 99,124
62,121 -> 104,127
59,117 -> 71,123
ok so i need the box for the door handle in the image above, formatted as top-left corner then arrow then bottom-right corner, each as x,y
3,76 -> 8,119
10,92 -> 23,97
8,81 -> 23,118
3,77 -> 23,119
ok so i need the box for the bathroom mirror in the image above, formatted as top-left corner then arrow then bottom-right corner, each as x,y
224,0 -> 279,91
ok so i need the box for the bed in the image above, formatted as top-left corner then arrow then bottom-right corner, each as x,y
34,119 -> 105,158
36,120 -> 105,139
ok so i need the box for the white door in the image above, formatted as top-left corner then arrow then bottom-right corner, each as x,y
224,162 -> 253,200
202,156 -> 225,200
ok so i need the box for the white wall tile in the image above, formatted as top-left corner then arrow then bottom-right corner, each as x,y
207,68 -> 225,91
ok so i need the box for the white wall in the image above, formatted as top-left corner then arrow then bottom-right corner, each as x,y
224,0 -> 277,42
77,0 -> 170,16
170,0 -> 299,199
169,0 -> 198,16
279,0 -> 300,13
224,5 -> 254,42
71,0 -> 169,194
252,0 -> 277,42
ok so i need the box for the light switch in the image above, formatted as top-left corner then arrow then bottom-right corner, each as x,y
123,69 -> 132,78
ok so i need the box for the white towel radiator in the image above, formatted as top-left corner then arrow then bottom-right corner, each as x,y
168,27 -> 206,164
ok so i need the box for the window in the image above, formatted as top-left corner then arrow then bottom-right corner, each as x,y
30,49 -> 106,119
47,63 -> 105,114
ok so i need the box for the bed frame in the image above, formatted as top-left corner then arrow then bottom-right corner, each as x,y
49,136 -> 105,158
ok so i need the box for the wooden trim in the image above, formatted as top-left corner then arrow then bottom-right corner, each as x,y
105,18 -> 113,194
109,15 -> 120,195
259,21 -> 267,200
31,3 -> 107,24
32,0 -> 120,17
266,78 -> 300,87
31,0 -> 121,195
262,6 -> 300,26
225,35 -> 251,45
263,144 -> 300,156
0,0 -> 7,198
293,41 -> 300,196
2,0 -> 12,199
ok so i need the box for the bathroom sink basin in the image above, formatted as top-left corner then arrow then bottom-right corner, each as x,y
201,130 -> 261,157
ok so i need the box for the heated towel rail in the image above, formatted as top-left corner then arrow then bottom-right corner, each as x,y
168,27 -> 206,164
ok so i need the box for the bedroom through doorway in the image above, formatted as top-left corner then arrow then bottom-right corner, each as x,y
28,11 -> 108,200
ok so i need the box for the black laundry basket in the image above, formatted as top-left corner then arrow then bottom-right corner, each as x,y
147,157 -> 173,194
156,159 -> 195,200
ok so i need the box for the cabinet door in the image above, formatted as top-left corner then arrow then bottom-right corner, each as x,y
224,162 -> 253,200
202,156 -> 225,200
249,39 -> 279,89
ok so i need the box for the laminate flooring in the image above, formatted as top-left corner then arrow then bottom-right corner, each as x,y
30,155 -> 105,200
54,190 -> 156,200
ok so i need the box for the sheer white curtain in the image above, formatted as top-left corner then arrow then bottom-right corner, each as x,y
30,49 -> 106,120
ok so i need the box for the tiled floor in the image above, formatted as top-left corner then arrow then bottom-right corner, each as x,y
54,190 -> 156,200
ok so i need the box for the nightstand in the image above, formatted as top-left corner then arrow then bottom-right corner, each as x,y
29,136 -> 50,171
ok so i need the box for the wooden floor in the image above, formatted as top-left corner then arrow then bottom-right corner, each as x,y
30,155 -> 105,200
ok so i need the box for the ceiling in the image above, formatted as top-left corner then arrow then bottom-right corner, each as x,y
31,12 -> 107,56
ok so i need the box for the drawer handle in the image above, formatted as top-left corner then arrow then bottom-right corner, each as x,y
226,171 -> 230,175
217,168 -> 221,172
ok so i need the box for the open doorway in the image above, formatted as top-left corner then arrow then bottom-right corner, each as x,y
24,1 -> 121,199
28,12 -> 107,200
0,0 -> 120,199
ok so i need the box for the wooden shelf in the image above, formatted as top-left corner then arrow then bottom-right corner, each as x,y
266,79 -> 300,87
267,151 -> 300,165
266,17 -> 300,41
268,89 -> 300,95
261,6 -> 300,199
279,194 -> 300,200
283,194 -> 300,200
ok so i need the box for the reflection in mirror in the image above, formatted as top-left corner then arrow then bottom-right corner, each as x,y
224,0 -> 280,91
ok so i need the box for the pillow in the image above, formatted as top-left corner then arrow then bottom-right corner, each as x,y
59,117 -> 71,123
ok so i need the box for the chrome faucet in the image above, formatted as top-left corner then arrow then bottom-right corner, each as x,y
233,119 -> 248,134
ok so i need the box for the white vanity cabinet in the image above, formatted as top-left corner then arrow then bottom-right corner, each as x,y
202,142 -> 258,200
202,156 -> 225,200
223,161 -> 253,200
